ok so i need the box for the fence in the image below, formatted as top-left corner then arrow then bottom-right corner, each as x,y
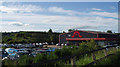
30,45 -> 119,67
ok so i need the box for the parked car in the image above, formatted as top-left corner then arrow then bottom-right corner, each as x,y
1,49 -> 9,60
5,48 -> 19,60
36,48 -> 50,54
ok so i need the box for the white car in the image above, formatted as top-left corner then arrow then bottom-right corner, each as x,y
61,43 -> 64,46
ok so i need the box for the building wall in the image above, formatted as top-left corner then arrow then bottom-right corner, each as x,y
98,34 -> 119,38
59,34 -> 67,44
59,31 -> 120,45
66,31 -> 97,38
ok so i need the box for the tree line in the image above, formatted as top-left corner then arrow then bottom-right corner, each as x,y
2,29 -> 61,44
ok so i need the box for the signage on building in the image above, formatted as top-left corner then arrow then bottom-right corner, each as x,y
72,31 -> 82,38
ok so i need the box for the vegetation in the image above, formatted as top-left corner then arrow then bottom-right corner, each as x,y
76,46 -> 120,66
2,40 -> 108,66
2,40 -> 119,66
107,30 -> 112,33
96,52 -> 120,65
2,29 -> 61,44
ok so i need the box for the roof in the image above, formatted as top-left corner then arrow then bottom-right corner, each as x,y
79,30 -> 113,34
60,30 -> 114,35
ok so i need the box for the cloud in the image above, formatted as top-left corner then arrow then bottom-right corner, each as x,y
24,24 -> 30,26
90,11 -> 118,18
0,4 -> 117,18
0,4 -> 44,14
1,4 -> 82,15
0,3 -> 118,32
73,26 -> 98,29
9,22 -> 23,26
111,6 -> 116,9
8,21 -> 29,26
48,7 -> 81,15
1,12 -> 117,32
91,8 -> 102,11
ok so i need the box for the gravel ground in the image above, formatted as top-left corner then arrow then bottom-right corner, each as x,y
43,45 -> 61,48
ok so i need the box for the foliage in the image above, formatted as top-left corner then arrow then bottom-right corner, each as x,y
96,52 -> 120,65
86,39 -> 97,51
2,59 -> 18,66
18,55 -> 33,65
107,30 -> 112,33
48,29 -> 53,34
46,52 -> 58,60
2,46 -> 7,49
54,47 -> 71,58
2,30 -> 60,44
33,54 -> 46,63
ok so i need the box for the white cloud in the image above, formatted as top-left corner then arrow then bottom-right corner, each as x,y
8,21 -> 29,26
90,11 -> 118,18
0,4 -> 44,14
111,6 -> 116,9
48,7 -> 81,15
0,4 -> 118,32
1,5 -> 82,15
24,24 -> 30,26
9,22 -> 23,26
0,4 -> 117,18
1,13 -> 118,32
91,8 -> 102,11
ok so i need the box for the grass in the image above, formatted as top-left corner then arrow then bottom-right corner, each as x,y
95,50 -> 105,60
75,47 -> 120,66
96,52 -> 120,65
76,54 -> 93,66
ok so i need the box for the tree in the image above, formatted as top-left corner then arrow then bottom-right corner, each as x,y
68,29 -> 76,32
48,29 -> 53,34
107,30 -> 112,33
63,31 -> 66,33
68,29 -> 73,32
87,39 -> 97,51
50,35 -> 54,42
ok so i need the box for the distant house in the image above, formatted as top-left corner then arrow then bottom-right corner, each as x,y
59,30 -> 120,46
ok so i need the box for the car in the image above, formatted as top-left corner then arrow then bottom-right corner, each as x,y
61,43 -> 64,46
1,49 -> 9,60
36,48 -> 51,54
5,48 -> 20,59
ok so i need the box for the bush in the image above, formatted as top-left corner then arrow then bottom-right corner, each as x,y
33,54 -> 46,63
3,59 -> 18,66
18,55 -> 33,65
86,39 -> 97,51
46,52 -> 58,60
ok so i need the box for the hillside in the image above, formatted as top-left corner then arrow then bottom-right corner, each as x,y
2,30 -> 61,44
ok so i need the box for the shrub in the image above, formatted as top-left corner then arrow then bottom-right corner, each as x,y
18,55 -> 33,65
86,39 -> 97,51
3,59 -> 18,66
33,54 -> 46,63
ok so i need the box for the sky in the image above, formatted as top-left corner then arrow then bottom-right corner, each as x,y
0,2 -> 119,33
2,0 -> 120,2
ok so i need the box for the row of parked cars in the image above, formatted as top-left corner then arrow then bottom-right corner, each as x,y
0,42 -> 56,48
0,47 -> 57,60
0,43 -> 42,48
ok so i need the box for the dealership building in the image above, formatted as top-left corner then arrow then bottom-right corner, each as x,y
59,30 -> 120,46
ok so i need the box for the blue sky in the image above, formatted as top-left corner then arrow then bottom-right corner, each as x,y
0,2 -> 118,32
2,0 -> 120,2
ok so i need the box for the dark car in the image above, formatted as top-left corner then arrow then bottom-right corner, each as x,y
1,49 -> 9,59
